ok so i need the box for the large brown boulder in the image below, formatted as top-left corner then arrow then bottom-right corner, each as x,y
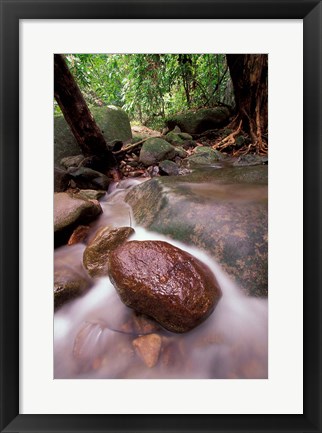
108,240 -> 222,333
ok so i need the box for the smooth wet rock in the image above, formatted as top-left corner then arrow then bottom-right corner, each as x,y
139,138 -> 176,166
68,225 -> 90,245
54,245 -> 92,309
125,166 -> 268,296
83,226 -> 135,277
166,107 -> 230,135
132,334 -> 162,368
109,240 -> 222,333
73,189 -> 106,201
54,193 -> 102,246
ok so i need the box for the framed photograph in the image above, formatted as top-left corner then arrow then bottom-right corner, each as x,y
1,0 -> 321,432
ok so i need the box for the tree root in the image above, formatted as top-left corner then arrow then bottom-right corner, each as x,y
212,120 -> 242,151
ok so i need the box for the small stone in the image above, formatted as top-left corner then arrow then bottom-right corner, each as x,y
67,225 -> 90,245
132,333 -> 162,368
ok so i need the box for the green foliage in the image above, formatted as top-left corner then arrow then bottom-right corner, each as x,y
59,54 -> 232,129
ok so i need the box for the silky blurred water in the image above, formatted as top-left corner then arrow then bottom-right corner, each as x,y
54,178 -> 268,379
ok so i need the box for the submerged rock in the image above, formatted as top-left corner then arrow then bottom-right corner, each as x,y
132,334 -> 162,368
108,240 -> 222,333
83,226 -> 135,277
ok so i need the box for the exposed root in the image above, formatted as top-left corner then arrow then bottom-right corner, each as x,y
213,120 -> 242,151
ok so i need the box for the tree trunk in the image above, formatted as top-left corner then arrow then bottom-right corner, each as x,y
54,54 -> 118,172
226,54 -> 268,153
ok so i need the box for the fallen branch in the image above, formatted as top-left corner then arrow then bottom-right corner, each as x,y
113,135 -> 162,155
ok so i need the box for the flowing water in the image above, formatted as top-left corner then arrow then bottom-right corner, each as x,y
54,178 -> 268,379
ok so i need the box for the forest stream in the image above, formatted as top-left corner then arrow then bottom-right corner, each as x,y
54,168 -> 268,379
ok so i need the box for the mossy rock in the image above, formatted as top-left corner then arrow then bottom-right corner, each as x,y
166,107 -> 230,135
139,138 -> 176,166
186,147 -> 225,167
159,160 -> 179,176
54,106 -> 132,168
164,131 -> 195,149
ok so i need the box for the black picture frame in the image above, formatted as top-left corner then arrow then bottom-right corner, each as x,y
0,1 -> 321,432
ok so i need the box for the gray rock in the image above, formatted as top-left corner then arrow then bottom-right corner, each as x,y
232,154 -> 268,167
125,166 -> 268,297
159,160 -> 179,176
54,193 -> 102,246
60,154 -> 85,169
186,146 -> 225,167
139,138 -> 176,166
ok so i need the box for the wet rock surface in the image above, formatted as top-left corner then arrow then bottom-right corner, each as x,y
54,192 -> 102,247
108,240 -> 222,333
125,166 -> 268,296
83,226 -> 135,277
54,245 -> 93,309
